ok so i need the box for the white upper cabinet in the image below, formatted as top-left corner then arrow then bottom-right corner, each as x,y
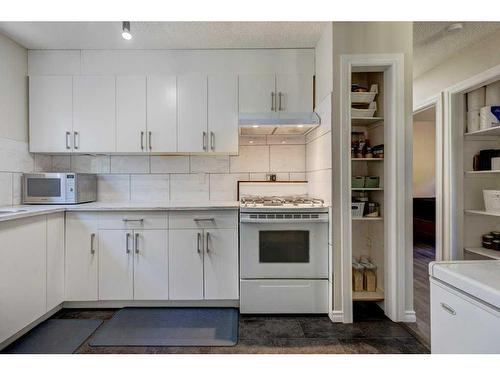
177,74 -> 208,153
276,74 -> 313,112
73,75 -> 116,153
116,76 -> 147,152
29,76 -> 73,153
208,74 -> 239,153
238,74 -> 276,113
147,76 -> 177,152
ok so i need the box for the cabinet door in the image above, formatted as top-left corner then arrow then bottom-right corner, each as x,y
65,213 -> 98,301
208,74 -> 238,153
177,74 -> 207,152
46,212 -> 65,311
147,76 -> 177,152
116,76 -> 147,152
134,230 -> 169,300
169,229 -> 204,300
204,229 -> 239,300
73,75 -> 116,153
276,74 -> 313,112
98,230 -> 134,300
0,216 -> 46,344
238,74 -> 276,113
29,75 -> 73,153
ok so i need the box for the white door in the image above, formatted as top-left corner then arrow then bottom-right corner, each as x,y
238,74 -> 276,113
65,213 -> 98,301
275,74 -> 313,112
147,75 -> 177,152
169,229 -> 204,300
133,230 -> 169,300
73,75 -> 116,153
204,229 -> 239,300
116,76 -> 147,152
29,75 -> 73,153
177,74 -> 207,152
46,212 -> 65,311
208,74 -> 239,153
98,230 -> 134,300
0,217 -> 46,344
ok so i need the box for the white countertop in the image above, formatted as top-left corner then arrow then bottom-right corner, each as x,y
0,201 -> 240,222
429,260 -> 500,309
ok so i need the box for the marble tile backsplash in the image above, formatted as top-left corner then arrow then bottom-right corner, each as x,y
31,136 -> 307,203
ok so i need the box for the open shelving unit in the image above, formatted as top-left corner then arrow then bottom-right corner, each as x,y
350,70 -> 385,304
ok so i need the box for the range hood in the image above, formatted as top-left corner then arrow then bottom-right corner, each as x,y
239,112 -> 320,136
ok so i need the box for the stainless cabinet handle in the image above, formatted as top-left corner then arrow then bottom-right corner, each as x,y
202,131 -> 207,151
148,131 -> 152,151
271,92 -> 275,111
206,231 -> 210,254
90,233 -> 96,255
193,218 -> 215,222
73,131 -> 79,149
440,302 -> 456,316
141,131 -> 144,150
66,131 -> 71,149
126,232 -> 131,254
197,232 -> 202,253
135,233 -> 140,254
122,218 -> 144,223
210,131 -> 215,151
278,92 -> 283,111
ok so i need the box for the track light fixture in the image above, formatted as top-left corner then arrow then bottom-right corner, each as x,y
122,21 -> 132,40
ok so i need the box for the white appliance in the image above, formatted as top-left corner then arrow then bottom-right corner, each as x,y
22,173 -> 97,204
239,185 -> 329,314
238,112 -> 320,136
429,260 -> 500,354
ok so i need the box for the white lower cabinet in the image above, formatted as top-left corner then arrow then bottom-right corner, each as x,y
0,216 -> 47,344
46,212 -> 65,311
98,230 -> 134,300
65,213 -> 99,301
133,230 -> 169,300
169,229 -> 204,300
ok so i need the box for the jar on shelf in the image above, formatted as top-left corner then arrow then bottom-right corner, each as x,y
352,261 -> 365,292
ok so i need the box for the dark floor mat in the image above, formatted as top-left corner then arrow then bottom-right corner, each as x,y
89,307 -> 239,347
2,319 -> 103,354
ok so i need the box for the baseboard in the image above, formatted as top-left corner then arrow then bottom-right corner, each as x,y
0,303 -> 63,351
63,300 -> 240,309
403,310 -> 417,322
328,310 -> 344,323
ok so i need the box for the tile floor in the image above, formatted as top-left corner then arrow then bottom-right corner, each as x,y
44,302 -> 429,354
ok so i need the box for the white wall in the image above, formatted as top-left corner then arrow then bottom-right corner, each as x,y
413,120 -> 436,198
314,23 -> 333,105
414,29 -> 500,107
0,33 -> 33,206
329,22 -> 414,318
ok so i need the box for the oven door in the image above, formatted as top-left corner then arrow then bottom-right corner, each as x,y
22,173 -> 67,204
240,220 -> 328,279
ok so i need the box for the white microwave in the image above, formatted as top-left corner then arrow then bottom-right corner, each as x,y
22,173 -> 97,204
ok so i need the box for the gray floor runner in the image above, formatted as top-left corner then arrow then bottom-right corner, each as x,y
2,319 -> 103,354
89,307 -> 239,347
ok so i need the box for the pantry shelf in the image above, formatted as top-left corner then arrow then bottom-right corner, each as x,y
465,170 -> 500,175
351,158 -> 384,161
464,125 -> 500,137
351,188 -> 383,191
464,247 -> 500,260
353,289 -> 385,302
351,117 -> 384,126
352,217 -> 383,221
464,209 -> 500,217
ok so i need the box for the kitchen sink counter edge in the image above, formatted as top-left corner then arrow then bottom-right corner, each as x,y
0,201 -> 240,222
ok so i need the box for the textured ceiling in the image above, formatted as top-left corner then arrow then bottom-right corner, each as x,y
0,22 -> 326,49
413,21 -> 500,78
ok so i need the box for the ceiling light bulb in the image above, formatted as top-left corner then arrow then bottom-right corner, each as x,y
446,23 -> 464,33
297,125 -> 304,128
252,125 -> 259,128
281,140 -> 286,144
122,21 -> 132,40
249,140 -> 254,144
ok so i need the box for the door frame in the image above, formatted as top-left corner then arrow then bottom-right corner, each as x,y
413,93 -> 444,261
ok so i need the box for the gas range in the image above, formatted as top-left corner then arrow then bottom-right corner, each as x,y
240,195 -> 326,210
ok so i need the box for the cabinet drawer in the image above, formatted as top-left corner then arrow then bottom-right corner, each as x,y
99,211 -> 167,230
169,210 -> 238,229
430,279 -> 500,353
240,279 -> 328,314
